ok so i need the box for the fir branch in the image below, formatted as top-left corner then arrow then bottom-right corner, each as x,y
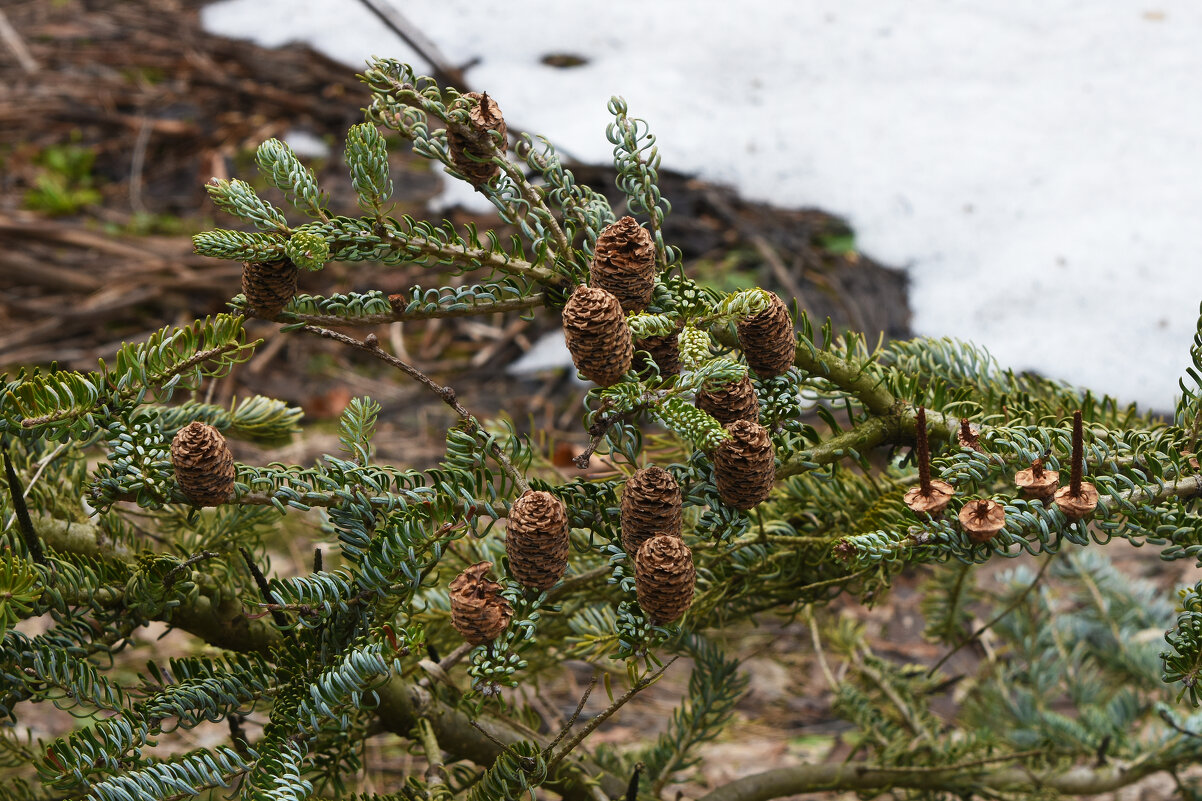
693,752 -> 1181,801
298,325 -> 530,494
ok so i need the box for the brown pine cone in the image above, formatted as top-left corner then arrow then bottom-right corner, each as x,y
696,375 -> 759,425
241,259 -> 298,319
635,535 -> 696,624
562,285 -> 633,387
448,92 -> 507,187
590,216 -> 656,312
170,421 -> 236,506
505,490 -> 570,591
736,293 -> 795,378
634,334 -> 681,379
449,562 -> 512,645
713,420 -> 775,509
620,466 -> 682,555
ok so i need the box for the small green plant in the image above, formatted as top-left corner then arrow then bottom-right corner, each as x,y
22,137 -> 103,216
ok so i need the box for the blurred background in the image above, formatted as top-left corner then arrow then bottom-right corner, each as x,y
200,0 -> 1202,413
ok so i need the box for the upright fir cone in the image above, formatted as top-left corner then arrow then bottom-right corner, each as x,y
635,535 -> 696,624
448,92 -> 507,187
562,285 -> 633,386
590,216 -> 656,312
713,420 -> 775,510
634,333 -> 681,379
170,421 -> 236,506
241,258 -> 298,318
736,293 -> 795,378
696,375 -> 759,425
620,466 -> 683,555
505,490 -> 570,591
449,562 -> 512,645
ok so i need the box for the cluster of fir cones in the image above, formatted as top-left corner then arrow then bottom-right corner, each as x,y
903,408 -> 1100,542
450,203 -> 800,644
197,93 -> 804,647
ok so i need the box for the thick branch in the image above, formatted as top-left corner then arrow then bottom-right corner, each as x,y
275,293 -> 543,327
695,755 -> 1173,801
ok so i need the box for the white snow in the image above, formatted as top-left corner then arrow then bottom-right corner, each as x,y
202,0 -> 1202,412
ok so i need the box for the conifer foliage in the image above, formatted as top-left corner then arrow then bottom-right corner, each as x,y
4,59 -> 1202,800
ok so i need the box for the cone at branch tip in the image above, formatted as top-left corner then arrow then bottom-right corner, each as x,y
449,561 -> 512,645
635,534 -> 695,624
696,374 -> 759,425
590,216 -> 656,312
713,419 -> 775,509
170,421 -> 235,506
448,91 -> 507,186
562,285 -> 633,387
736,292 -> 795,378
505,490 -> 570,591
241,259 -> 298,318
620,466 -> 683,555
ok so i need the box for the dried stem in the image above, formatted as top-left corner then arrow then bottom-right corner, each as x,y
546,658 -> 678,773
299,325 -> 530,494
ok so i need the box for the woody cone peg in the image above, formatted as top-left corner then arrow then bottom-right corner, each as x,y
1015,458 -> 1059,503
958,498 -> 1006,543
170,421 -> 236,506
1053,411 -> 1099,522
904,407 -> 955,518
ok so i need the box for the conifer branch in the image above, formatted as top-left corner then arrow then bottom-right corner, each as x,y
298,325 -> 530,494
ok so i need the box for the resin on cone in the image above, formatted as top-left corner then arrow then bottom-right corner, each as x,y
241,259 -> 298,318
620,466 -> 683,555
635,534 -> 696,623
590,216 -> 656,312
562,285 -> 633,386
736,293 -> 795,378
449,562 -> 512,645
713,420 -> 775,509
505,490 -> 570,591
170,421 -> 236,506
448,92 -> 507,186
696,374 -> 759,425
